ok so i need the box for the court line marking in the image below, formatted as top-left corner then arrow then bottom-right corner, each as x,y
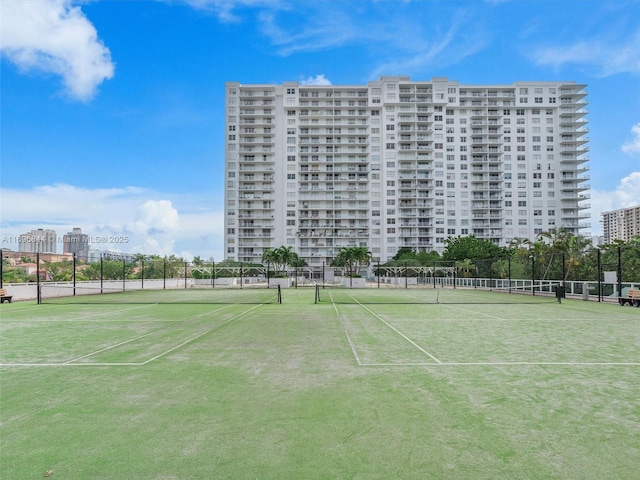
438,303 -> 509,320
359,362 -> 640,367
79,304 -> 253,365
0,362 -> 145,367
62,331 -> 159,364
336,292 -> 442,364
60,305 -> 236,363
6,303 -> 161,323
330,297 -> 362,366
3,361 -> 639,368
339,305 -> 639,367
327,296 -> 639,367
0,304 -> 262,367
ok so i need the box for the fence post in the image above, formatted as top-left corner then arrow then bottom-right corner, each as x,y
433,261 -> 437,289
489,259 -> 493,291
100,254 -> 104,293
267,262 -> 270,289
597,249 -> 601,302
36,252 -> 41,304
73,253 -> 77,296
453,261 -> 457,289
617,246 -> 622,303
404,262 -> 408,289
474,261 -> 478,289
531,255 -> 535,296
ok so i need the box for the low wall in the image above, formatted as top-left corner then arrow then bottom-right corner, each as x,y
1,279 -> 190,301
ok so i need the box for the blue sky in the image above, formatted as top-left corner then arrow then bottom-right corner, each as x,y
1,0 -> 639,260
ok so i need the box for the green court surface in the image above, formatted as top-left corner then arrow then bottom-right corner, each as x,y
1,288 -> 638,479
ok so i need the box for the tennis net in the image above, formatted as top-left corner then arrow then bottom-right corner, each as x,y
314,284 -> 559,305
39,283 -> 282,305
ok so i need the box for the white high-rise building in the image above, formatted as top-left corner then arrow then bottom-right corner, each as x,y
224,77 -> 590,265
17,228 -> 58,254
602,206 -> 640,243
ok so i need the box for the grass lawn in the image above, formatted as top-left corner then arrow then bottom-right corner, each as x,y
1,287 -> 639,479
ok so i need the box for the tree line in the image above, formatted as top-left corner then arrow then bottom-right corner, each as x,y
383,230 -> 640,282
3,230 -> 639,283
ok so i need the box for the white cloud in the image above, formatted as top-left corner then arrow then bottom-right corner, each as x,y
530,29 -> 640,77
0,184 -> 224,260
0,0 -> 115,101
133,200 -> 180,235
0,184 -> 146,223
300,74 -> 332,86
255,3 -> 487,77
174,0 -> 286,22
368,14 -> 486,79
622,123 -> 640,155
257,9 -> 357,55
589,172 -> 640,234
170,1 -> 487,77
128,200 -> 180,256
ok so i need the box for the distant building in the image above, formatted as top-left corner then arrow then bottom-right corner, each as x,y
63,228 -> 90,261
602,206 -> 640,243
590,235 -> 604,247
88,250 -> 136,263
17,228 -> 57,254
1,249 -> 73,264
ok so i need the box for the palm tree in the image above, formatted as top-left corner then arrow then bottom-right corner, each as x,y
508,237 -> 531,257
262,248 -> 283,275
262,246 -> 302,276
563,234 -> 593,281
535,228 -> 570,279
534,229 -> 593,281
276,246 -> 296,271
331,246 -> 372,277
538,228 -> 571,253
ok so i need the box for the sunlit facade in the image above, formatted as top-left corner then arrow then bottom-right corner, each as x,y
224,77 -> 590,265
602,206 -> 640,243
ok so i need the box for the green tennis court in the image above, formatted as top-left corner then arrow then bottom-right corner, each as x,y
1,288 -> 638,479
